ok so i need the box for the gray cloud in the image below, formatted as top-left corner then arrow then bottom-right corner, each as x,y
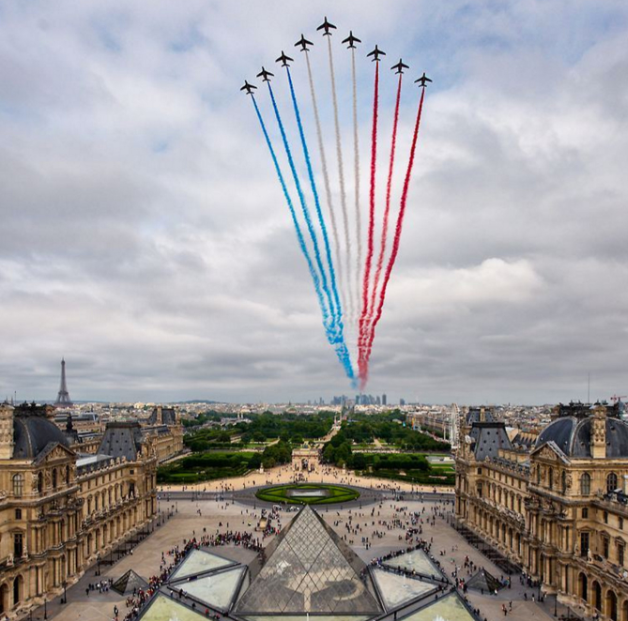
0,0 -> 627,404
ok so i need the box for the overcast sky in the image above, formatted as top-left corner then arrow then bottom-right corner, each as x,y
1,0 -> 627,405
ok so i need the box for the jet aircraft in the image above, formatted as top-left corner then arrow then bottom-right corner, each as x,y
295,34 -> 313,52
240,81 -> 257,95
391,59 -> 409,74
256,67 -> 274,82
342,31 -> 361,49
317,17 -> 336,36
367,45 -> 386,62
275,51 -> 294,67
415,72 -> 432,87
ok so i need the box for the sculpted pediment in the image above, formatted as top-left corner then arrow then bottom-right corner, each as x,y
531,440 -> 568,464
34,442 -> 75,465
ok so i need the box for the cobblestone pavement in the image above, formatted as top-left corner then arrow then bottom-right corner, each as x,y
22,476 -> 577,621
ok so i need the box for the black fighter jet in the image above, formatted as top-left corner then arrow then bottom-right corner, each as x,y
415,72 -> 432,87
256,67 -> 274,82
295,34 -> 313,52
367,45 -> 386,62
275,51 -> 294,67
240,80 -> 257,95
342,31 -> 361,49
391,59 -> 409,74
317,17 -> 336,36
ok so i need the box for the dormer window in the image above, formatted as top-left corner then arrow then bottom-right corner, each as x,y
12,473 -> 24,497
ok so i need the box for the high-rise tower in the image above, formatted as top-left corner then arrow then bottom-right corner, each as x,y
54,358 -> 73,407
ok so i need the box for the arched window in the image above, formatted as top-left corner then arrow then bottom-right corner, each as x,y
593,581 -> 602,611
606,589 -> 618,621
581,472 -> 591,496
65,465 -> 71,484
12,474 -> 24,498
52,469 -> 57,490
37,472 -> 43,494
607,472 -> 618,493
578,572 -> 588,601
12,576 -> 21,606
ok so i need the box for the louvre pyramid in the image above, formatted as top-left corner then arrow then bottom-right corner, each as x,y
235,505 -> 383,615
112,569 -> 148,595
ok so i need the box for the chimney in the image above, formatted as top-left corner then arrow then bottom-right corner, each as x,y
0,404 -> 14,459
591,405 -> 607,460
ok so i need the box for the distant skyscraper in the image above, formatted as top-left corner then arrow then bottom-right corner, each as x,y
382,394 -> 387,406
400,398 -> 406,406
54,358 -> 73,407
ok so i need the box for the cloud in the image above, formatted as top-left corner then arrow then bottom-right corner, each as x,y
0,0 -> 627,404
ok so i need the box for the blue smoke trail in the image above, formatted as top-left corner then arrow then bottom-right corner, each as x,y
285,67 -> 355,382
250,95 -> 330,331
266,83 -> 354,382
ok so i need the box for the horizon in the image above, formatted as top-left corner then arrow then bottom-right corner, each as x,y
1,1 -> 627,404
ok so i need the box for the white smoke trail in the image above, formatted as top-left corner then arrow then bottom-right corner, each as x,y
327,35 -> 353,325
351,47 -> 361,335
305,51 -> 344,322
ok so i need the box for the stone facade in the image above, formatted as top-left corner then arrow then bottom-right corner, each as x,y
0,404 -> 157,619
455,404 -> 628,621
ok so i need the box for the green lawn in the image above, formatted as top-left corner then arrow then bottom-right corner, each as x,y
255,483 -> 360,505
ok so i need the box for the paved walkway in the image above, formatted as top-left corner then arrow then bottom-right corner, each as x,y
21,470 -> 577,621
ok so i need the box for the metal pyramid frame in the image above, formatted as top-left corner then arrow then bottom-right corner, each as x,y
235,505 -> 383,615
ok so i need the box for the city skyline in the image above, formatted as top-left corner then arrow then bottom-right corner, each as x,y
1,1 -> 627,403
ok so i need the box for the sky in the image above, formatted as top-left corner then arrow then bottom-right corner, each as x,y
0,0 -> 627,405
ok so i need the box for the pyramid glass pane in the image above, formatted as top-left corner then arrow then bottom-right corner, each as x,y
400,593 -> 475,621
382,549 -> 443,580
170,549 -> 234,581
371,569 -> 436,609
244,615 -> 370,621
178,567 -> 246,610
235,507 -> 383,615
141,594 -> 209,621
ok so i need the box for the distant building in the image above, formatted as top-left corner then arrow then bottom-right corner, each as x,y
382,394 -> 387,406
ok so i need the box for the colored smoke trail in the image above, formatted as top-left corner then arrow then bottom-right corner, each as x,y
285,67 -> 354,376
358,60 -> 380,382
267,82 -> 355,381
368,73 -> 403,328
250,95 -> 329,332
361,87 -> 427,388
327,35 -> 353,324
304,51 -> 344,324
351,47 -> 362,332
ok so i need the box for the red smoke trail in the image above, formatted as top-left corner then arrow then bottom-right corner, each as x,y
367,73 -> 403,334
358,62 -> 380,383
361,87 -> 426,388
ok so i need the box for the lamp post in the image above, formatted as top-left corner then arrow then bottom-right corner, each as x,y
44,597 -> 48,620
61,580 -> 67,604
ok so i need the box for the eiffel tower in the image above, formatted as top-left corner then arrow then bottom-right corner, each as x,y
54,358 -> 73,407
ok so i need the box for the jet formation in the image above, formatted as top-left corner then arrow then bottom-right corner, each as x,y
242,17 -> 431,92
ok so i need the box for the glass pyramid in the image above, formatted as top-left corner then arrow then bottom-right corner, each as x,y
235,506 -> 383,615
170,549 -> 235,581
174,566 -> 247,611
371,568 -> 437,610
399,592 -> 476,621
141,594 -> 209,621
382,549 -> 443,581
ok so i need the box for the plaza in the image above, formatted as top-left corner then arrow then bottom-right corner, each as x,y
20,465 -> 576,621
